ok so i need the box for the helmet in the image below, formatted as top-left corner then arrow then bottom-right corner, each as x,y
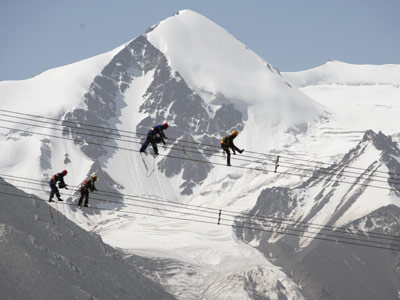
163,122 -> 169,129
91,173 -> 98,181
62,170 -> 68,176
232,130 -> 238,136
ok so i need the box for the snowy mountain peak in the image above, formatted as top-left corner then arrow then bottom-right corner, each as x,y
0,9 -> 325,200
363,129 -> 397,152
283,60 -> 400,88
146,9 -> 302,101
146,10 -> 324,150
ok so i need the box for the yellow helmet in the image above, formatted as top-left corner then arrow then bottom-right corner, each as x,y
91,173 -> 98,181
232,130 -> 238,136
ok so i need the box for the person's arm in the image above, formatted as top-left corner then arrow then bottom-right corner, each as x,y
91,181 -> 97,191
156,129 -> 166,144
161,133 -> 167,145
59,174 -> 65,184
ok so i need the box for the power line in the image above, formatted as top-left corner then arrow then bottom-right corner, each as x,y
1,109 -> 399,187
2,108 -> 399,178
1,111 -> 399,253
2,175 -> 400,245
4,112 -> 399,188
0,122 -> 398,193
3,172 -> 400,243
1,186 -> 399,253
0,116 -> 275,170
0,111 -> 400,245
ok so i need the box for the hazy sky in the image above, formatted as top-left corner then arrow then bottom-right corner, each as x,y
1,0 -> 399,81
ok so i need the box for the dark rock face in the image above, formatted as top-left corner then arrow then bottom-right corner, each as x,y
235,130 -> 400,300
158,134 -> 212,195
40,138 -> 52,170
0,177 -> 176,300
363,130 -> 400,193
61,35 -> 243,195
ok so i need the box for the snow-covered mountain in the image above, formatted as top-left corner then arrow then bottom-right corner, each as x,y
1,9 -> 399,300
282,59 -> 400,162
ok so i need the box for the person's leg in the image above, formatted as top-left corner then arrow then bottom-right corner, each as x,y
141,133 -> 154,152
151,142 -> 159,155
221,145 -> 231,166
140,139 -> 149,152
233,145 -> 243,153
83,190 -> 89,207
55,186 -> 62,201
50,183 -> 62,200
226,149 -> 231,166
49,183 -> 56,201
78,190 -> 84,206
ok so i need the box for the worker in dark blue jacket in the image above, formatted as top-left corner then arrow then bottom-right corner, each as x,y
49,170 -> 68,202
139,123 -> 169,155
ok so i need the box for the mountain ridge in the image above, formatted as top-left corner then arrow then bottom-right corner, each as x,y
234,129 -> 400,299
283,59 -> 400,88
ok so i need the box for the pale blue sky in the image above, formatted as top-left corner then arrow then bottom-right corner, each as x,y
1,0 -> 399,81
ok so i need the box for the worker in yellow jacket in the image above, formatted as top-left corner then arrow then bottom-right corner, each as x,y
221,130 -> 244,166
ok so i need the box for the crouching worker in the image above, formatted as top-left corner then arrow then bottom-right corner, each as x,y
49,170 -> 68,202
78,173 -> 98,208
139,122 -> 169,155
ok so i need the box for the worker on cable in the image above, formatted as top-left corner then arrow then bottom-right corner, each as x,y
221,130 -> 244,166
139,122 -> 169,155
49,170 -> 68,202
77,173 -> 98,208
